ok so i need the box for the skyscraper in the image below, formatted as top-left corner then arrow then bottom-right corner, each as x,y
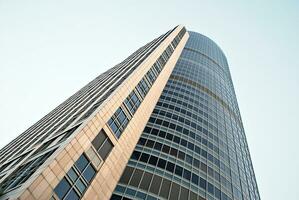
0,26 -> 259,200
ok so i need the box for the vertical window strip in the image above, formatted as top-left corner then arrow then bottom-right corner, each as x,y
108,29 -> 186,139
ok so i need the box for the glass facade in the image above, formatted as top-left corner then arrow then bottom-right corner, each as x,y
111,32 -> 260,200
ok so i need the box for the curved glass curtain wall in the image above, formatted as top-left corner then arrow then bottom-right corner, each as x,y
111,31 -> 260,200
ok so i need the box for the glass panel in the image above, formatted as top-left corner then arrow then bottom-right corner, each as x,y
149,175 -> 162,195
82,164 -> 96,183
119,167 -> 134,184
109,121 -> 118,135
54,177 -> 71,199
67,168 -> 78,183
118,110 -> 126,123
64,188 -> 80,200
92,130 -> 107,151
139,172 -> 152,190
159,178 -> 171,199
179,187 -> 189,200
169,182 -> 180,200
75,178 -> 86,194
110,194 -> 122,200
75,154 -> 89,172
129,169 -> 143,187
175,165 -> 183,176
98,139 -> 113,160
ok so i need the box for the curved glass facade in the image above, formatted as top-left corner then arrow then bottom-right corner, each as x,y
111,31 -> 260,200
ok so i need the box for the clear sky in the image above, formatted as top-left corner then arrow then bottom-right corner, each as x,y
0,0 -> 298,199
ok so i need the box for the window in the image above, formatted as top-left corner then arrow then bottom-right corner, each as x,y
124,90 -> 141,114
92,129 -> 114,160
131,151 -> 141,160
175,165 -> 183,176
199,177 -> 207,190
139,172 -> 153,191
183,169 -> 191,180
54,153 -> 96,200
180,187 -> 189,200
82,164 -> 96,183
192,174 -> 199,185
140,153 -> 150,163
108,107 -> 130,138
64,188 -> 79,200
119,167 -> 134,184
130,169 -> 143,187
75,154 -> 89,172
157,158 -> 166,169
169,182 -> 180,200
149,175 -> 162,194
98,139 -> 113,160
54,177 -> 71,199
159,179 -> 171,199
166,162 -> 175,173
159,130 -> 166,138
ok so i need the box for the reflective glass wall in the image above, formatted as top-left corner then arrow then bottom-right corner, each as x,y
111,31 -> 260,200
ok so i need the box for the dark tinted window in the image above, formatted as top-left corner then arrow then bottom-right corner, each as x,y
130,169 -> 143,187
140,153 -> 150,163
166,162 -> 175,173
98,139 -> 113,160
64,188 -> 79,200
159,179 -> 171,199
54,177 -> 71,199
180,186 -> 189,200
75,154 -> 89,172
149,175 -> 162,194
169,182 -> 180,200
82,164 -> 96,183
175,165 -> 183,176
157,158 -> 166,169
139,172 -> 152,190
91,130 -> 107,150
119,167 -> 133,184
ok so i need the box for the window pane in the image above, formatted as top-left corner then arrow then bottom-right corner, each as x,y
119,167 -> 134,184
149,175 -> 162,195
118,110 -> 126,123
129,169 -> 143,187
82,164 -> 96,183
159,179 -> 171,199
75,178 -> 86,194
109,121 -> 118,135
64,188 -> 79,200
179,186 -> 189,200
139,172 -> 153,190
98,139 -> 113,160
169,182 -> 180,200
166,162 -> 175,173
75,154 -> 89,172
54,177 -> 71,199
157,158 -> 166,169
175,165 -> 183,176
67,168 -> 78,183
92,130 -> 107,151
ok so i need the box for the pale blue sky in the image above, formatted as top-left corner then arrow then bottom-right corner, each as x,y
0,0 -> 298,199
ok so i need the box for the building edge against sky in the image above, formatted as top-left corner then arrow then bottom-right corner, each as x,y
0,25 -> 260,200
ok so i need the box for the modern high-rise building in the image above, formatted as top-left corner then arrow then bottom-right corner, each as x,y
0,25 -> 260,200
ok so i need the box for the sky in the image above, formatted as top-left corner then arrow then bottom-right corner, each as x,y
0,0 -> 298,199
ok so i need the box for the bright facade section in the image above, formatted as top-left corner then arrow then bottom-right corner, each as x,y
0,26 -> 260,200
